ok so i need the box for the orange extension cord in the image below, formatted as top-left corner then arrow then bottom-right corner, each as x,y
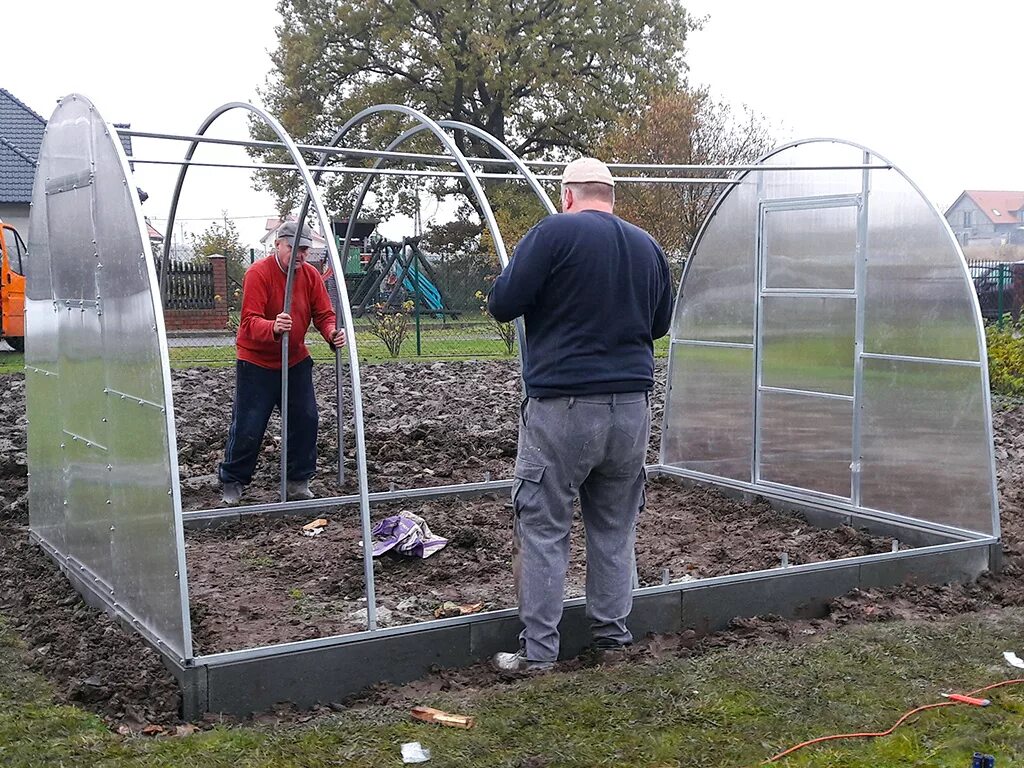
763,678 -> 1024,763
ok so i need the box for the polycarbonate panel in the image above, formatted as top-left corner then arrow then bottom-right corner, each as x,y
864,166 -> 980,361
760,141 -> 864,200
662,343 -> 753,481
663,137 -> 997,539
758,391 -> 852,498
672,180 -> 758,343
860,357 -> 994,533
761,296 -> 855,396
25,94 -> 192,661
763,204 -> 857,290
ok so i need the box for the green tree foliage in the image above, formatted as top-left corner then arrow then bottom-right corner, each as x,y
188,219 -> 250,310
599,85 -> 774,277
255,0 -> 698,219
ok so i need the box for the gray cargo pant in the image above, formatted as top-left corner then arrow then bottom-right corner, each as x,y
512,392 -> 650,662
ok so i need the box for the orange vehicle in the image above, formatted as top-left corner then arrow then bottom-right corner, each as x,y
0,221 -> 26,352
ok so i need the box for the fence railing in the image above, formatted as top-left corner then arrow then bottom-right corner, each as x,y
166,260 -> 215,310
967,260 -> 1024,326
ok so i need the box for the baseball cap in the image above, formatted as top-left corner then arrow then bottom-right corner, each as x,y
561,157 -> 615,187
277,220 -> 314,248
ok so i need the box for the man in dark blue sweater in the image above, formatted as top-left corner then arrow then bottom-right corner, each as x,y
488,157 -> 673,672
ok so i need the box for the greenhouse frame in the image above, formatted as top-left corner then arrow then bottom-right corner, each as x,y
23,94 -> 998,717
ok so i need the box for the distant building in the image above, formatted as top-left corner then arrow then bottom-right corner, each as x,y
0,87 -> 135,234
945,190 -> 1024,248
0,88 -> 46,233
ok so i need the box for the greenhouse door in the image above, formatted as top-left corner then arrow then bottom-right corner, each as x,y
753,194 -> 864,500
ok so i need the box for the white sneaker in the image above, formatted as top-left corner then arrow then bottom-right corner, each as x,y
221,481 -> 244,505
286,480 -> 315,500
492,651 -> 554,673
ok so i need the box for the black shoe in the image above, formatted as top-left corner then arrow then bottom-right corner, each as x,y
591,639 -> 631,662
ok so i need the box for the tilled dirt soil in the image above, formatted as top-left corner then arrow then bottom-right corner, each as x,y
2,359 -> 1024,729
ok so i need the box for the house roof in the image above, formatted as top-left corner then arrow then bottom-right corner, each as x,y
1,88 -> 135,205
146,218 -> 165,242
955,190 -> 1024,225
261,216 -> 328,246
0,88 -> 46,204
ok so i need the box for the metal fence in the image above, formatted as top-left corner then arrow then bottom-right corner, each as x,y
165,241 -> 517,365
967,260 -> 1024,326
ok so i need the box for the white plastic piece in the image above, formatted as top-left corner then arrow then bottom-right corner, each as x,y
401,741 -> 431,763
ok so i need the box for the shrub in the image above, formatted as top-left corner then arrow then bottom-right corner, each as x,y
365,301 -> 414,357
986,317 -> 1024,396
475,290 -> 516,355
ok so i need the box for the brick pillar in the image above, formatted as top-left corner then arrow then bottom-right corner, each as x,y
209,255 -> 229,329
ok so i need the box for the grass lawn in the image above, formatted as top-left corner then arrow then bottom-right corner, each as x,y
0,335 -> 672,371
3,611 -> 1024,767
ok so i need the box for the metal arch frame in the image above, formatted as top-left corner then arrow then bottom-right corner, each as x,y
659,137 -> 1000,541
161,102 -> 380,629
294,114 -> 557,489
28,101 -> 1002,715
100,105 -> 197,664
303,105 -> 538,385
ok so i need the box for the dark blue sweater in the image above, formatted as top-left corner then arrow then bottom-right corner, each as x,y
488,210 -> 673,397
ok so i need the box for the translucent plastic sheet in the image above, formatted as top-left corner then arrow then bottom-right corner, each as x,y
25,95 -> 192,660
663,342 -> 754,481
663,139 -> 997,535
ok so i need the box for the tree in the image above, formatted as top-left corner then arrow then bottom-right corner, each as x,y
254,0 -> 698,218
598,85 -> 774,276
189,218 -> 250,310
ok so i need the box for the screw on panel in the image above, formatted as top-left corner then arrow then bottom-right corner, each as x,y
106,464 -> 112,471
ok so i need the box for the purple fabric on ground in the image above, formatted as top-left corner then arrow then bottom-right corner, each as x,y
371,511 -> 448,558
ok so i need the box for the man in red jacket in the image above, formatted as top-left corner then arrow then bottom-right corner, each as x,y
219,221 -> 346,505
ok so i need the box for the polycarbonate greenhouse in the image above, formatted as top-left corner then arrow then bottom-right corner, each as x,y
23,95 -> 999,717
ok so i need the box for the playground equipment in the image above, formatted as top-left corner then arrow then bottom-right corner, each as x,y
347,236 -> 454,318
23,95 -> 999,717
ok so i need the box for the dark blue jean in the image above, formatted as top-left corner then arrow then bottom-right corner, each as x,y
218,356 -> 318,485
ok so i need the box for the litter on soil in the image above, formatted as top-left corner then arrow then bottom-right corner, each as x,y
1,359 -> 1023,727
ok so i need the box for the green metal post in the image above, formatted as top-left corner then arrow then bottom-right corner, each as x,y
413,247 -> 422,356
998,264 -> 1006,329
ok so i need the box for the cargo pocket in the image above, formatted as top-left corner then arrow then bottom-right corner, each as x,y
511,458 -> 546,516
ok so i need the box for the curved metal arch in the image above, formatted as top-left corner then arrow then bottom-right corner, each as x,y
305,104 -> 510,269
296,105 -> 534,397
161,102 -> 380,629
353,119 -> 558,216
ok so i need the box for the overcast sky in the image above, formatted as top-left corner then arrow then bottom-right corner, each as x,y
5,0 -> 1023,250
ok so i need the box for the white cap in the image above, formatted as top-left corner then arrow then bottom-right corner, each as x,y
561,157 -> 615,187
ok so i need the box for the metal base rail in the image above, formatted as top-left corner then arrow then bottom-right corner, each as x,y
172,538 -> 994,718
33,471 -> 1000,719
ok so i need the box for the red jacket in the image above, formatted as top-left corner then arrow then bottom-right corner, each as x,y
237,256 -> 337,370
